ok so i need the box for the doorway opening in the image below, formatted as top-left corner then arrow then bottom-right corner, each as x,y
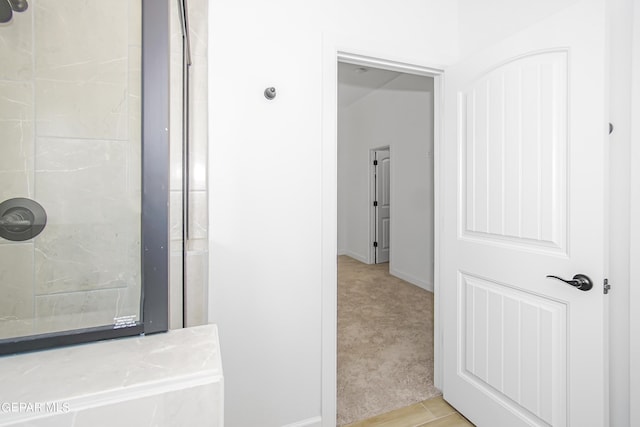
336,60 -> 438,425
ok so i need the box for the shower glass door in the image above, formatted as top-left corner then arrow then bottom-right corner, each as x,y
0,0 -> 147,346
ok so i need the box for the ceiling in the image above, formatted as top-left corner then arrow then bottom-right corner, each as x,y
337,62 -> 401,107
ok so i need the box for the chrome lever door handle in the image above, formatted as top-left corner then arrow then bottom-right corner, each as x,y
546,274 -> 593,291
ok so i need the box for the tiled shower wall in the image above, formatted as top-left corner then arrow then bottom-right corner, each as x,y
0,0 -> 141,338
169,0 -> 209,328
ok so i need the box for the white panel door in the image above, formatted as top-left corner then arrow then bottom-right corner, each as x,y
375,150 -> 390,263
442,1 -> 608,426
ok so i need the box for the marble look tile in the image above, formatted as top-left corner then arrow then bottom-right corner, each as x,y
128,0 -> 142,48
170,190 -> 183,241
119,278 -> 141,322
188,0 -> 209,196
18,384 -> 222,427
35,79 -> 128,140
127,46 -> 142,190
186,238 -> 208,252
170,0 -> 184,55
35,137 -> 131,222
34,0 -> 129,84
170,239 -> 184,254
185,250 -> 208,327
187,0 -> 209,59
73,385 -> 219,427
0,82 -> 33,122
189,56 -> 208,191
0,325 -> 223,404
0,5 -> 33,81
0,318 -> 34,341
189,190 -> 208,239
169,150 -> 184,193
0,81 -> 34,172
34,286 -> 139,334
11,413 -> 76,427
127,46 -> 142,194
34,138 -> 140,295
0,327 -> 222,426
0,81 -> 35,203
169,250 -> 184,330
34,222 -> 141,295
128,45 -> 141,112
0,171 -> 34,205
0,243 -> 35,339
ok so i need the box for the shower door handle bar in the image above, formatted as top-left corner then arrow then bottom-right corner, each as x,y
178,0 -> 192,328
182,33 -> 190,242
178,0 -> 192,66
179,0 -> 191,243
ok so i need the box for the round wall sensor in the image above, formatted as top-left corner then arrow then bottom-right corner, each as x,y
264,87 -> 276,100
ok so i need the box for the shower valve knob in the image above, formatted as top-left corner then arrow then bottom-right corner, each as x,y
0,198 -> 47,242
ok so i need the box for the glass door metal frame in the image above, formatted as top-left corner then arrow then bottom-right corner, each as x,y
0,0 -> 169,355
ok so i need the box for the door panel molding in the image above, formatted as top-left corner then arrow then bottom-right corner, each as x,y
458,271 -> 567,426
459,50 -> 568,255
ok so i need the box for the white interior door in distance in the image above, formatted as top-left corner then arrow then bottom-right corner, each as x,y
375,149 -> 390,263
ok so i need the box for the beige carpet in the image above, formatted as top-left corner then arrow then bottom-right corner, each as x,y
337,255 -> 440,426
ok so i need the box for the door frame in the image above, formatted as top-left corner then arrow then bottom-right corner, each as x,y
630,2 -> 640,423
321,40 -> 444,426
369,146 -> 390,265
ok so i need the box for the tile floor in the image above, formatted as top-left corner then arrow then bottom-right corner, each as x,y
344,396 -> 475,427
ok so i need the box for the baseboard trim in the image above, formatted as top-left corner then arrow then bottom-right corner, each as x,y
389,268 -> 433,292
281,416 -> 322,427
341,250 -> 369,264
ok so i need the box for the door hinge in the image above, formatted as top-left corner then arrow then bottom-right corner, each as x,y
373,160 -> 378,166
373,201 -> 378,207
373,241 -> 378,247
604,278 -> 610,294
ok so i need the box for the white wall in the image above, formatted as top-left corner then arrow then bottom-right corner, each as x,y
338,74 -> 434,290
208,0 -> 635,426
629,1 -> 640,424
457,0 -> 582,56
207,1 -> 458,426
608,1 -> 634,425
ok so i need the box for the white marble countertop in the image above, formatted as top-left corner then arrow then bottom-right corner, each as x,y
0,325 -> 223,424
